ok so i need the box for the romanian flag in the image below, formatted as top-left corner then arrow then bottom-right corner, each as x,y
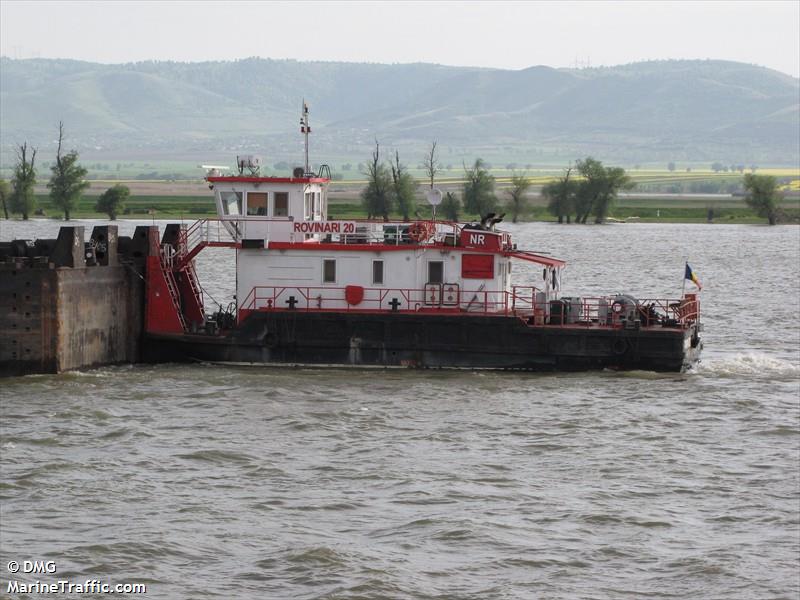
685,262 -> 702,290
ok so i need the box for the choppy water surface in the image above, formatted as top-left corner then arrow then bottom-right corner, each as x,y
1,220 -> 799,599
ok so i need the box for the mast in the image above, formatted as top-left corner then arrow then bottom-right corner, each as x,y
300,99 -> 311,176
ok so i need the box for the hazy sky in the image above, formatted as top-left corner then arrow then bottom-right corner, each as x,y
1,0 -> 799,77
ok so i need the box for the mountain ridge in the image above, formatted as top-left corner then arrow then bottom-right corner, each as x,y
1,57 -> 797,166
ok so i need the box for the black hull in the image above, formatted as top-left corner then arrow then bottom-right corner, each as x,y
144,311 -> 701,372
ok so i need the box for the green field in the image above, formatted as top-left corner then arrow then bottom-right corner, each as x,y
19,191 -> 799,224
6,167 -> 798,223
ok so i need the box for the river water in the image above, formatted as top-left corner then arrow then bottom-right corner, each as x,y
1,219 -> 799,599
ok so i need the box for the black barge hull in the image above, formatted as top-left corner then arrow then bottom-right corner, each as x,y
144,311 -> 701,372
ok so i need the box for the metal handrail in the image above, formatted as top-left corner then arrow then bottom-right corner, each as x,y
176,217 -> 480,247
237,285 -> 698,329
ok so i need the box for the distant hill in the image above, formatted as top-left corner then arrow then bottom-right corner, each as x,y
0,57 -> 798,167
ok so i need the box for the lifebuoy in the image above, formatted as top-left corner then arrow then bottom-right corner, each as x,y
612,301 -> 625,314
408,223 -> 427,242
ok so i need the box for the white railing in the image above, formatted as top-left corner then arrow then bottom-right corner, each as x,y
180,217 -> 470,247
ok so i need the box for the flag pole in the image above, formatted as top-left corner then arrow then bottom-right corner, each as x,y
681,260 -> 687,298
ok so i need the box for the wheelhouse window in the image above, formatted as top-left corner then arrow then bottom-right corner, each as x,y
273,192 -> 289,217
428,261 -> 444,284
372,260 -> 384,285
220,191 -> 242,215
323,259 -> 336,283
304,192 -> 313,219
247,192 -> 268,216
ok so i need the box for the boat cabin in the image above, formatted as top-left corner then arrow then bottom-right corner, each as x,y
204,174 -> 564,318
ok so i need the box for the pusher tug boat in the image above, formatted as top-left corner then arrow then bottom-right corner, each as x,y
143,104 -> 702,372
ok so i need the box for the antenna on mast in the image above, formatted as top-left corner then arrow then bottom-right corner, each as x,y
300,99 -> 311,176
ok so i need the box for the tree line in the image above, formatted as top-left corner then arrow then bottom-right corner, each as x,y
0,129 -> 785,226
0,122 -> 130,221
359,142 -> 785,226
542,158 -> 634,224
361,141 -> 535,224
362,144 -> 637,225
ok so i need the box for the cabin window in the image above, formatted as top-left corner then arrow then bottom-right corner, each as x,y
323,259 -> 336,283
372,260 -> 384,285
247,192 -> 268,216
220,191 -> 242,215
428,261 -> 444,284
305,192 -> 313,219
314,192 -> 322,217
273,192 -> 288,217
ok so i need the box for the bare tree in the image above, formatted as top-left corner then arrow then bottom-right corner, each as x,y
422,141 -> 441,189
